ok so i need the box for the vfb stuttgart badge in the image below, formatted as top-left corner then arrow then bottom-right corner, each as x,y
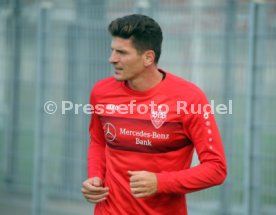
151,106 -> 167,129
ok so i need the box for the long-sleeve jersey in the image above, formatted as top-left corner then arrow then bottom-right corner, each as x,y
88,69 -> 227,215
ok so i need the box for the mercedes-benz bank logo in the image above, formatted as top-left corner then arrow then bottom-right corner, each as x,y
103,123 -> 116,142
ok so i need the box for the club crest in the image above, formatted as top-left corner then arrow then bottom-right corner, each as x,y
151,109 -> 167,129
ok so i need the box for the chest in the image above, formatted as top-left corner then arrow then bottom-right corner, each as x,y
97,98 -> 191,153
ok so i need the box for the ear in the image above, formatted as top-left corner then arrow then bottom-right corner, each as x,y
143,50 -> 155,67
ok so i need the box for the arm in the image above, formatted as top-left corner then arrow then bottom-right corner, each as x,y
156,92 -> 227,194
87,90 -> 106,180
82,89 -> 109,204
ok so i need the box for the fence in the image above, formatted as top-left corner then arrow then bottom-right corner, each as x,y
0,0 -> 275,215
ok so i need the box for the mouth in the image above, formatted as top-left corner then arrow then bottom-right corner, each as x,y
114,68 -> 123,74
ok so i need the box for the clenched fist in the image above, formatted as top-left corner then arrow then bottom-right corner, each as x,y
128,171 -> 158,198
81,177 -> 109,203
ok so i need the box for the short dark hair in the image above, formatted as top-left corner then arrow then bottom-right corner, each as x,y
108,14 -> 163,64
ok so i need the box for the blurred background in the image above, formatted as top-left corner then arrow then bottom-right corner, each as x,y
0,0 -> 275,215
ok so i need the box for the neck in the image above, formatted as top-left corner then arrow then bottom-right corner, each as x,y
126,67 -> 163,91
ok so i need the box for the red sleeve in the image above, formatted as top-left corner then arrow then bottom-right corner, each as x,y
156,91 -> 227,194
87,89 -> 106,180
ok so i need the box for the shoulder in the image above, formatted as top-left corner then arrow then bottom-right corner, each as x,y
93,76 -> 118,90
91,76 -> 121,97
165,72 -> 207,100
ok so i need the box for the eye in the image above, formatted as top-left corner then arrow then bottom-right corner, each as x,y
117,50 -> 127,54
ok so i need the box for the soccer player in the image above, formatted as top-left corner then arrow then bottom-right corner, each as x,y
81,14 -> 227,215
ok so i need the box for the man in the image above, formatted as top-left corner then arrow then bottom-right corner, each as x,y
82,14 -> 227,214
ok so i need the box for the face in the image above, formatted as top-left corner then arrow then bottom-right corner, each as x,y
109,37 -> 145,81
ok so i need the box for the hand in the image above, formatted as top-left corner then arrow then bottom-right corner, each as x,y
128,171 -> 157,198
81,177 -> 109,203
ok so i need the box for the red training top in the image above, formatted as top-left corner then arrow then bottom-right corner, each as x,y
88,69 -> 227,215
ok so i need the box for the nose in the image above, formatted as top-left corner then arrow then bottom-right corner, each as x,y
109,51 -> 119,64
